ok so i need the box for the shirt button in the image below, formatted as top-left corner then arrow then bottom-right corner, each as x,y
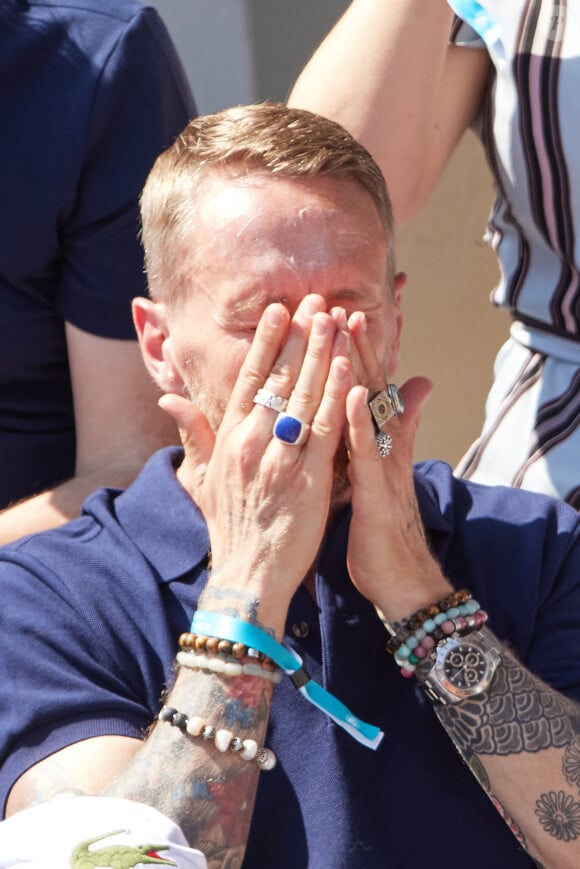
291,621 -> 309,639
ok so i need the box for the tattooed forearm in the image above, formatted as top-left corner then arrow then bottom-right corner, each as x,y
105,665 -> 273,868
432,649 -> 580,865
436,654 -> 580,756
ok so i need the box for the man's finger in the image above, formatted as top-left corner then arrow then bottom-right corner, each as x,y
346,376 -> 433,463
397,376 -> 433,429
158,393 -> 215,467
223,303 -> 291,428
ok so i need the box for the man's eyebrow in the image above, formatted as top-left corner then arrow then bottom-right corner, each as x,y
325,287 -> 383,307
325,288 -> 362,302
219,293 -> 290,321
219,286 -> 380,323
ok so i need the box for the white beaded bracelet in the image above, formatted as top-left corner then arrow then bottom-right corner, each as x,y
158,705 -> 277,770
176,650 -> 283,684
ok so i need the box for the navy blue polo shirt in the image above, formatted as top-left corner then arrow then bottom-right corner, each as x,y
0,0 -> 195,507
1,447 -> 579,867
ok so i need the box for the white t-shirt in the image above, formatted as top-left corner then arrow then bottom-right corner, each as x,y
0,794 -> 207,868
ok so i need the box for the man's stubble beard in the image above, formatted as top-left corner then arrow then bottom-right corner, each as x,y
185,370 -> 352,509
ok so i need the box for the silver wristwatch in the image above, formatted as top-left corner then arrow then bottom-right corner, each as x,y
416,626 -> 503,705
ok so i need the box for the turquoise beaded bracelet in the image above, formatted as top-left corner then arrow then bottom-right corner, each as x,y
394,604 -> 488,677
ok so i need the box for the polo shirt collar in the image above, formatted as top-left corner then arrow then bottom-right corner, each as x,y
114,447 -> 209,582
414,461 -> 454,536
113,449 -> 453,583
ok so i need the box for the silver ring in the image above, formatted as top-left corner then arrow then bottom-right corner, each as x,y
272,413 -> 310,446
375,431 -> 393,458
368,384 -> 404,431
253,388 -> 289,413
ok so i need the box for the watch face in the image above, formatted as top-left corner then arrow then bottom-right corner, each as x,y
419,627 -> 502,704
443,642 -> 488,690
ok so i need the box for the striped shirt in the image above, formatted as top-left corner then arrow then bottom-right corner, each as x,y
451,0 -> 580,341
449,0 -> 580,507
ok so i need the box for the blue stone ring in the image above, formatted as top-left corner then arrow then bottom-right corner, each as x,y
272,412 -> 310,446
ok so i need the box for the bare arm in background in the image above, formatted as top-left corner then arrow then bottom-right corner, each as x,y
0,326 -> 177,545
288,0 -> 491,222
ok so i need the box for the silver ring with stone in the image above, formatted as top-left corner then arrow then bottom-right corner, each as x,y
272,413 -> 310,446
253,388 -> 289,413
375,431 -> 393,458
368,384 -> 404,431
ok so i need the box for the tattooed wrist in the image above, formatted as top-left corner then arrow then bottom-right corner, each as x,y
199,586 -> 275,635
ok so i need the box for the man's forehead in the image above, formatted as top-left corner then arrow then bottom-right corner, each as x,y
195,172 -> 386,270
200,170 -> 380,230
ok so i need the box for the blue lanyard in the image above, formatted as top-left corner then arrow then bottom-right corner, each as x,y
191,611 -> 384,750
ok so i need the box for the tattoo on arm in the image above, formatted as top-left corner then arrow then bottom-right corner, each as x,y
435,652 -> 580,857
198,585 -> 275,635
530,737 -> 580,844
534,790 -> 580,843
563,736 -> 580,789
105,666 -> 272,868
436,655 -> 580,756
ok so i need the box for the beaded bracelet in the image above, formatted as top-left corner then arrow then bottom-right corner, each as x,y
393,607 -> 488,678
158,705 -> 277,771
384,589 -> 473,650
179,632 -> 277,671
176,649 -> 283,684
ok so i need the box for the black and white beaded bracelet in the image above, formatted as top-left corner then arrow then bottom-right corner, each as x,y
158,705 -> 277,771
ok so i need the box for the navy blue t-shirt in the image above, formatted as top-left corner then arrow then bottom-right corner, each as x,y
1,448 -> 579,867
0,0 -> 195,507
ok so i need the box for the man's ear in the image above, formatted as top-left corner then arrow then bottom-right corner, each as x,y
132,297 -> 185,393
389,271 -> 406,372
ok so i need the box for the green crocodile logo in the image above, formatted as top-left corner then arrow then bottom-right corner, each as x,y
69,828 -> 177,868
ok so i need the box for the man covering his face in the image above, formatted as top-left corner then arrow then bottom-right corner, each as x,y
1,104 -> 579,869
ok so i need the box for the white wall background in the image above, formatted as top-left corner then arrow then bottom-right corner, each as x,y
150,0 -> 349,111
149,0 -> 255,112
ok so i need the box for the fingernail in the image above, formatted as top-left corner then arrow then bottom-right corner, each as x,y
311,313 -> 328,335
301,294 -> 323,316
267,304 -> 284,326
350,311 -> 367,332
332,307 -> 347,329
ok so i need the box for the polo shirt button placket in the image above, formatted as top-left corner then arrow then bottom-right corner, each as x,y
291,621 -> 310,639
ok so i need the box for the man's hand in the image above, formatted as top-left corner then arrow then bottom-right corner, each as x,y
344,311 -> 451,622
159,296 -> 352,636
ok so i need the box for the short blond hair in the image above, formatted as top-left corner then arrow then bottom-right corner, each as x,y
140,102 -> 395,303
